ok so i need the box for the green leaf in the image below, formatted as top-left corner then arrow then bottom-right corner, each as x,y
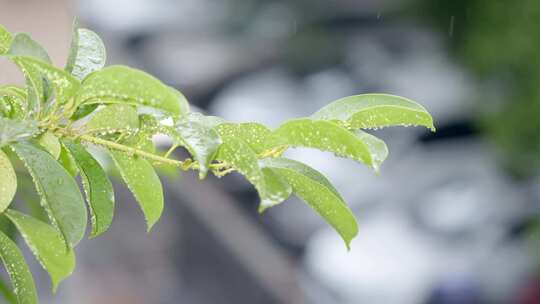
216,136 -> 288,209
5,210 -> 76,293
260,157 -> 358,248
259,168 -> 292,212
86,104 -> 139,134
166,113 -> 223,179
0,229 -> 38,304
109,151 -> 163,231
66,28 -> 106,80
11,142 -> 87,247
6,33 -> 51,63
70,104 -> 98,121
356,130 -> 388,172
0,278 -> 17,304
58,144 -> 78,177
312,94 -> 435,131
0,150 -> 16,212
35,131 -> 61,159
8,56 -> 80,111
0,25 -> 12,54
271,118 -> 376,169
0,86 -> 27,118
63,140 -> 115,238
0,117 -> 39,147
168,86 -> 190,116
77,65 -> 188,116
6,34 -> 52,111
216,136 -> 265,194
215,122 -> 272,154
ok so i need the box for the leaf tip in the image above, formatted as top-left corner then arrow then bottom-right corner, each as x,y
258,204 -> 270,214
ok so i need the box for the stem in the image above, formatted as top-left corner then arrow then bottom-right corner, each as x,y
52,125 -> 284,178
78,134 -> 194,170
163,144 -> 179,158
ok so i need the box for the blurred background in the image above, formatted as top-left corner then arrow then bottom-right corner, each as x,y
2,0 -> 540,303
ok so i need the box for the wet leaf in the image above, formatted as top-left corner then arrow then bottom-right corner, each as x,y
11,142 -> 87,247
215,122 -> 272,154
0,150 -> 16,212
77,65 -> 188,116
0,278 -> 16,304
35,131 -> 61,159
0,86 -> 27,118
216,136 -> 265,194
259,168 -> 292,212
6,33 -> 51,63
66,28 -> 106,80
70,104 -> 98,121
86,104 -> 139,134
63,140 -> 115,238
0,229 -> 38,304
271,118 -> 375,169
312,94 -> 435,131
109,150 -> 163,231
0,25 -> 12,54
6,34 -> 52,111
260,157 -> 358,248
216,136 -> 287,209
168,86 -> 190,116
0,117 -> 39,147
166,113 -> 223,178
8,56 -> 80,111
58,144 -> 78,177
5,210 -> 76,292
356,130 -> 388,172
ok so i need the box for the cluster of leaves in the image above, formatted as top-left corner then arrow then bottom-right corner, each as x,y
0,22 -> 433,303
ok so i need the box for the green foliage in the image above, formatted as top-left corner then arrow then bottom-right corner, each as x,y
0,22 -> 434,303
0,230 -> 38,304
11,142 -> 87,248
260,157 -> 358,248
0,151 -> 17,212
63,140 -> 114,238
4,210 -> 75,292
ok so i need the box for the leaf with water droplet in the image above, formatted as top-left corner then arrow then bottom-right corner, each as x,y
5,33 -> 52,111
0,24 -> 12,54
312,94 -> 435,131
0,278 -> 16,304
109,150 -> 163,232
0,150 -> 16,213
0,117 -> 39,148
5,209 -> 76,293
7,56 -> 80,115
215,122 -> 272,154
259,168 -> 292,212
77,65 -> 188,116
35,131 -> 61,159
0,229 -> 38,304
165,113 -> 223,179
260,157 -> 358,249
6,34 -> 50,63
271,118 -> 377,169
355,130 -> 388,173
65,27 -> 106,80
11,142 -> 87,247
0,86 -> 27,119
58,144 -> 78,177
86,104 -> 139,134
216,135 -> 286,209
63,140 -> 115,238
